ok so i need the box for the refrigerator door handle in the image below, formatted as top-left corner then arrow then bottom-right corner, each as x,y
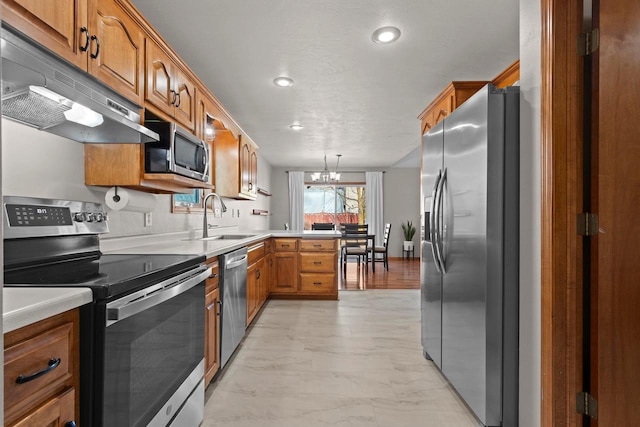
434,168 -> 447,273
430,170 -> 443,273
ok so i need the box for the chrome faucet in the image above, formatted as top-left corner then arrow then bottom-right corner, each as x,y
203,192 -> 227,238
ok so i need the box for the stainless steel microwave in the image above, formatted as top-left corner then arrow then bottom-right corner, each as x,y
144,121 -> 210,182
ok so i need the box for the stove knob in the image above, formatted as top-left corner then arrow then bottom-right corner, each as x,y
94,213 -> 104,222
73,212 -> 86,222
86,212 -> 95,223
102,212 -> 109,222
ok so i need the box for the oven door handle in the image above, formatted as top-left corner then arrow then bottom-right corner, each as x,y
106,267 -> 211,327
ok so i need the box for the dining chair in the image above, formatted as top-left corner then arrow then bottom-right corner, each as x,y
311,222 -> 335,230
370,223 -> 391,271
340,223 -> 369,274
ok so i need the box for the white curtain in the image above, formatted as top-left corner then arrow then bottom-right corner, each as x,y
366,171 -> 384,246
288,171 -> 305,231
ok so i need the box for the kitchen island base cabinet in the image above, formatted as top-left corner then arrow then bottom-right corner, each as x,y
269,238 -> 339,300
3,309 -> 79,427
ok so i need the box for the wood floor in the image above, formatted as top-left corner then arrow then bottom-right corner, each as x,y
339,257 -> 420,290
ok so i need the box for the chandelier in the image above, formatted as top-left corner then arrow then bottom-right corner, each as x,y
311,154 -> 342,183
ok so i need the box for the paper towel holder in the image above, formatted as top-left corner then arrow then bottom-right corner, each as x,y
112,186 -> 121,203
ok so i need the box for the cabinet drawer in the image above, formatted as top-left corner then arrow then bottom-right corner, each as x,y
247,242 -> 266,265
5,323 -> 74,416
299,273 -> 336,293
273,239 -> 297,252
299,239 -> 337,252
299,253 -> 335,272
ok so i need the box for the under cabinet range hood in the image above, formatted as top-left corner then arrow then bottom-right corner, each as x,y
0,25 -> 159,143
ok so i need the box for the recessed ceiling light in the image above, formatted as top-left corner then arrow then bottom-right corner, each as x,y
372,26 -> 401,44
289,123 -> 303,130
273,77 -> 294,87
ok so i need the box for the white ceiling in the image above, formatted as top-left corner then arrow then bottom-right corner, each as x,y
131,0 -> 519,169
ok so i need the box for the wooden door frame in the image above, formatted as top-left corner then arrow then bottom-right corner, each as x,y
540,0 -> 586,426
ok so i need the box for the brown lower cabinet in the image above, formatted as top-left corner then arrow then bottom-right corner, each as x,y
269,238 -> 339,299
4,309 -> 80,426
204,258 -> 220,387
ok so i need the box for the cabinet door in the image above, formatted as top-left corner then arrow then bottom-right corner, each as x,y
1,0 -> 88,70
271,252 -> 297,293
205,287 -> 220,386
239,138 -> 251,196
88,0 -> 144,105
11,387 -> 75,427
246,261 -> 258,325
173,67 -> 196,130
249,147 -> 258,197
145,38 -> 175,117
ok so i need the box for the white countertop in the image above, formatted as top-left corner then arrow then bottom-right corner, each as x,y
101,229 -> 342,257
2,230 -> 340,333
3,287 -> 93,333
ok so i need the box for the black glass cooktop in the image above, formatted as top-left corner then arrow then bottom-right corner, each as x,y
4,253 -> 205,300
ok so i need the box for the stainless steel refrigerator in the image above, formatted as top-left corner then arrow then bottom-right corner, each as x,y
420,84 -> 519,427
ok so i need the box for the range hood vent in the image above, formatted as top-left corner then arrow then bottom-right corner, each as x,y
1,25 -> 159,143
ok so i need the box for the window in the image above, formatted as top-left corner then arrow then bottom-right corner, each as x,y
303,185 -> 366,230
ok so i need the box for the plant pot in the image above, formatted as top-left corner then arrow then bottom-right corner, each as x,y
403,240 -> 414,251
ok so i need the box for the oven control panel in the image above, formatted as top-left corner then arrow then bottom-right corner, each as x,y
5,204 -> 73,227
3,196 -> 109,238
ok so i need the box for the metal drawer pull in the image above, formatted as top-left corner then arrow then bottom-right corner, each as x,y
313,244 -> 322,247
313,282 -> 322,285
281,244 -> 290,247
16,358 -> 61,384
313,261 -> 322,265
209,272 -> 218,279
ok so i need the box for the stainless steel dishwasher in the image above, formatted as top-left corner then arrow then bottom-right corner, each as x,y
219,247 -> 248,369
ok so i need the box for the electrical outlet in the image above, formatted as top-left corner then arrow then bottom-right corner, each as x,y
144,212 -> 152,227
214,207 -> 221,218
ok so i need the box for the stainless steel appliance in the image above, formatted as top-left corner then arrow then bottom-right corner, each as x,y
144,121 -> 211,182
3,196 -> 209,427
0,25 -> 158,144
420,85 -> 519,427
219,247 -> 248,368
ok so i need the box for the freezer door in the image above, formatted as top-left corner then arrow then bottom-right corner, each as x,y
441,85 -> 504,426
420,121 -> 444,368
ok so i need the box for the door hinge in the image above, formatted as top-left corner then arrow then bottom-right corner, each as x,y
576,392 -> 598,419
578,29 -> 599,56
577,213 -> 598,236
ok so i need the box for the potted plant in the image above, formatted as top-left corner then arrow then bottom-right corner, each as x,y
401,220 -> 416,251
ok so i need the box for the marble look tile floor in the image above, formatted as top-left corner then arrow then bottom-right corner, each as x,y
204,290 -> 481,427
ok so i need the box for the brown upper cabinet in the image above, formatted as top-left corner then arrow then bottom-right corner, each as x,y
213,130 -> 259,200
145,38 -> 196,130
1,0 -> 145,105
418,81 -> 489,135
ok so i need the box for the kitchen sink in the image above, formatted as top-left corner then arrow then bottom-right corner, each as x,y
198,234 -> 257,241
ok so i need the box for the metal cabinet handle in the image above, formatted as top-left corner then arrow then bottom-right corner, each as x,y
429,170 -> 442,273
66,421 -> 77,427
90,35 -> 100,59
313,282 -> 322,285
16,358 -> 61,384
209,272 -> 218,279
313,261 -> 322,265
170,90 -> 177,105
175,92 -> 182,108
248,182 -> 253,190
257,269 -> 261,279
79,27 -> 89,51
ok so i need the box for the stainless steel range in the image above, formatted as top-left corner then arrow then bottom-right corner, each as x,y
3,196 -> 209,427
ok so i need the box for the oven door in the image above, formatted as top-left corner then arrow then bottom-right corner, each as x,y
100,267 -> 209,427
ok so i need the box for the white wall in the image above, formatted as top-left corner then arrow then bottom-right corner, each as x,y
519,0 -> 541,425
383,168 -> 420,257
1,119 -> 273,239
